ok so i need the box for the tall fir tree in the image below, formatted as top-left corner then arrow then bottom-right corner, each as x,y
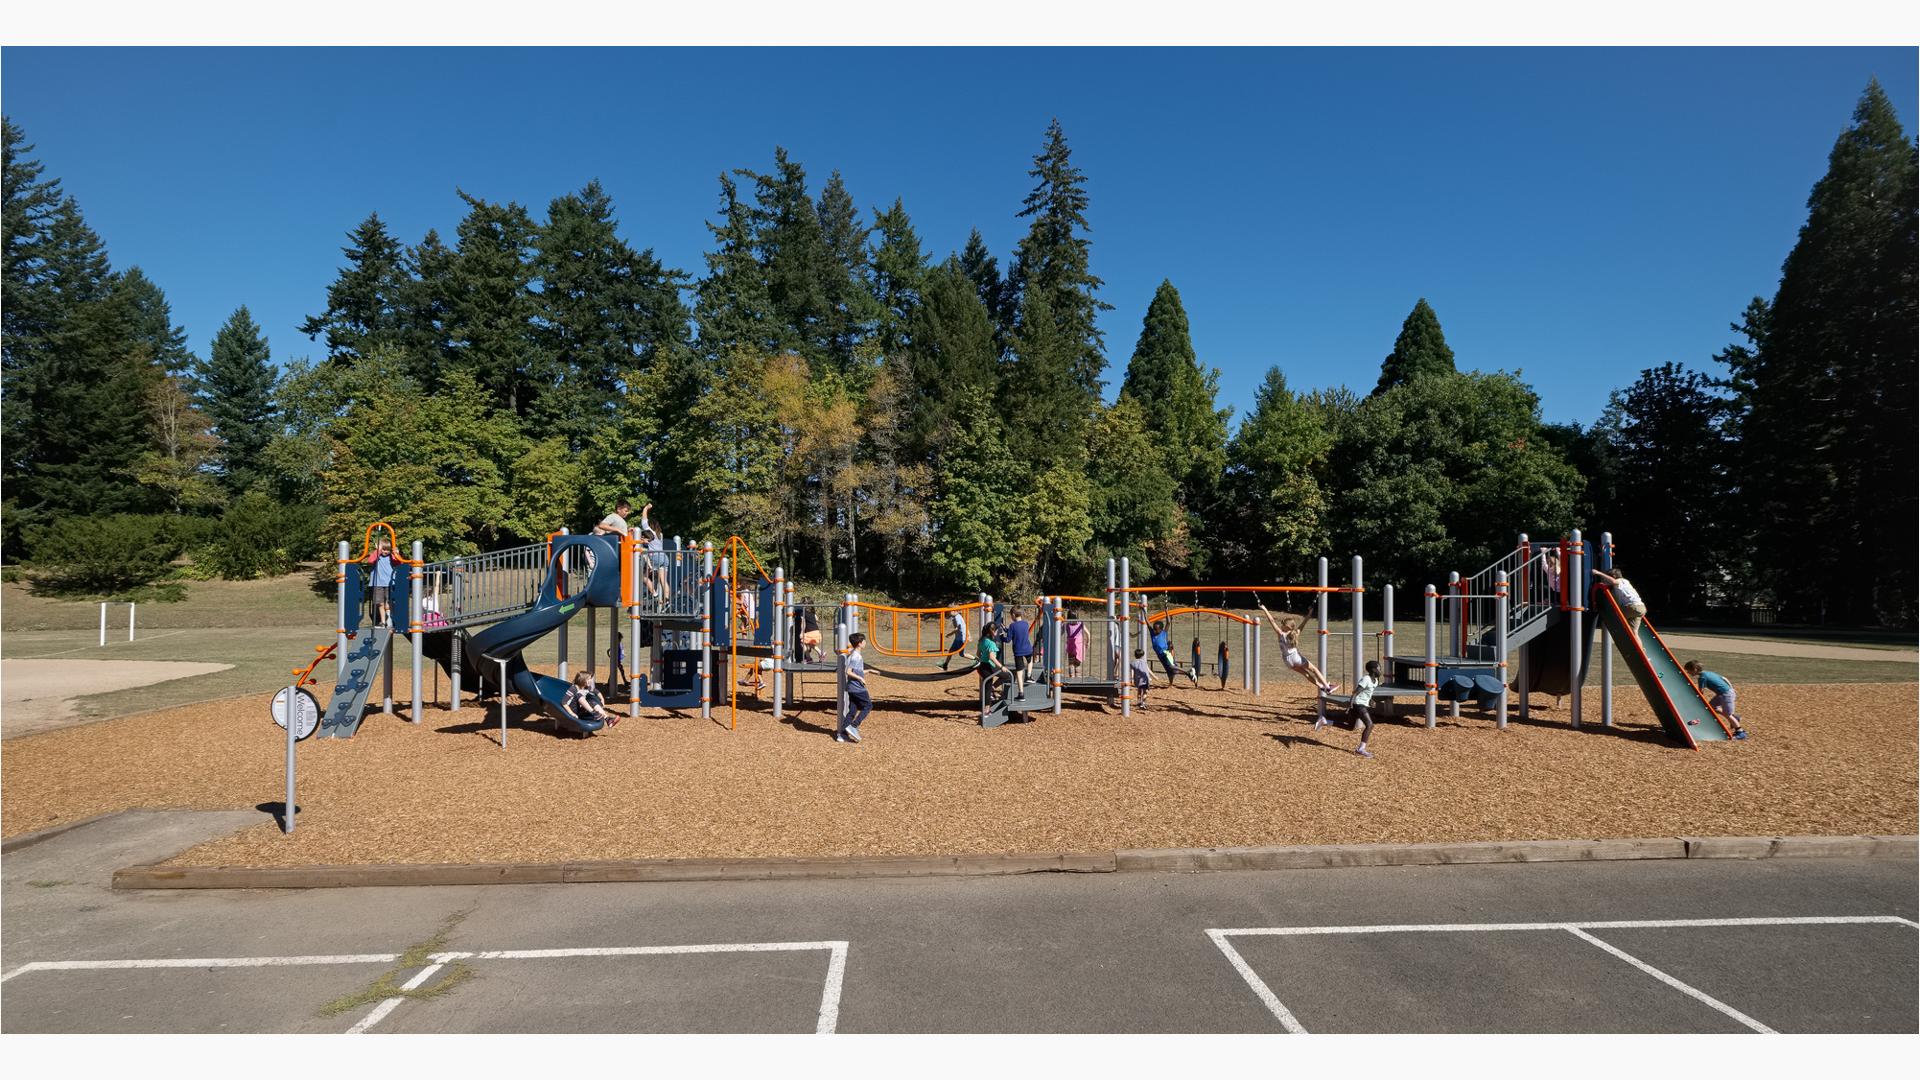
396,228 -> 457,388
1218,368 -> 1334,582
752,148 -> 832,363
889,259 -> 1000,467
998,284 -> 1084,465
868,198 -> 928,359
117,267 -> 195,375
1118,280 -> 1230,512
300,213 -> 409,364
694,172 -> 777,361
195,306 -> 278,495
814,170 -> 880,374
1373,298 -> 1457,395
1725,80 -> 1917,625
958,227 -> 1010,356
443,191 -> 543,419
1006,120 -> 1111,400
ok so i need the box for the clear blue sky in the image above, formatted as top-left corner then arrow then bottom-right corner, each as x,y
4,47 -> 1913,427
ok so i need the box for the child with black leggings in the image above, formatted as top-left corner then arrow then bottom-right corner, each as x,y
1317,659 -> 1378,758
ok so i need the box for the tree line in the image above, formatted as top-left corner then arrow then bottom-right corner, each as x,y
2,83 -> 1912,624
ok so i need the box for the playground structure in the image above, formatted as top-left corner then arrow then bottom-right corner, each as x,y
305,520 -> 1736,750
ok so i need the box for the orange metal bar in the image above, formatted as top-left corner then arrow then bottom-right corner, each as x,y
1153,606 -> 1258,627
1107,585 -> 1360,595
354,521 -> 422,564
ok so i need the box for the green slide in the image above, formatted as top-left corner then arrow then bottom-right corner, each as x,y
1593,587 -> 1731,748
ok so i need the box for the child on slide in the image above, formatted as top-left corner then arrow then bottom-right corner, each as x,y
1683,660 -> 1751,739
1256,600 -> 1338,693
562,671 -> 619,730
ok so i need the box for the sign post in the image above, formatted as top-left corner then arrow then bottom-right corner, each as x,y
270,684 -> 319,834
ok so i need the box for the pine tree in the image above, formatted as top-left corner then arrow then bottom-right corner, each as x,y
443,191 -> 542,419
814,170 -> 879,373
868,198 -> 927,359
1119,280 -> 1230,509
694,172 -> 777,360
1218,368 -> 1334,581
1085,397 -> 1181,580
999,284 -> 1084,463
890,258 -> 999,466
1727,80 -> 1917,625
1373,298 -> 1457,394
118,266 -> 194,374
396,228 -> 457,388
958,228 -> 1010,355
28,275 -> 167,517
195,306 -> 277,495
300,213 -> 408,364
752,148 -> 831,363
1006,120 -> 1111,400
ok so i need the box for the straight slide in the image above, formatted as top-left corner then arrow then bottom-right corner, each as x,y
1593,587 -> 1732,748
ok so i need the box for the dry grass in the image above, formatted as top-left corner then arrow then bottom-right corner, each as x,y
2,670 -> 1913,868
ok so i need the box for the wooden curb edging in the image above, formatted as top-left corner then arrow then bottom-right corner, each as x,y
108,834 -> 1916,891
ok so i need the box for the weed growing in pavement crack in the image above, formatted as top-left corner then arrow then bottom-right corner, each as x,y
318,908 -> 477,1018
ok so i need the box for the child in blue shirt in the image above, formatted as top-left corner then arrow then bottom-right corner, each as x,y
1683,660 -> 1750,739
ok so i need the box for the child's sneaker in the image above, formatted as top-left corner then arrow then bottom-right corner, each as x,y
1733,730 -> 1749,740
833,732 -> 848,743
846,726 -> 861,743
1312,717 -> 1328,731
1355,747 -> 1373,759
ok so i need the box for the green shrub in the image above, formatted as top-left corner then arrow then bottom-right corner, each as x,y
27,515 -> 184,595
196,494 -> 325,580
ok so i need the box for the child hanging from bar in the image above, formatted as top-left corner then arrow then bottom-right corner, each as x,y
1255,600 -> 1338,694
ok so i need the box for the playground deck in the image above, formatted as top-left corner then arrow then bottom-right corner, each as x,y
2,670 -> 1911,871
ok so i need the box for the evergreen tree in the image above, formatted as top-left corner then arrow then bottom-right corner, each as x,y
1006,120 -> 1111,400
752,148 -> 831,363
958,227 -> 1010,355
814,170 -> 880,374
868,198 -> 928,359
1085,396 -> 1181,580
1373,298 -> 1457,395
1218,367 -> 1335,582
118,267 -> 194,375
998,284 -> 1083,464
195,305 -> 277,494
443,191 -> 542,419
1725,80 -> 1917,625
928,390 -> 1030,591
1118,280 -> 1230,511
889,258 -> 999,466
396,228 -> 457,388
694,172 -> 777,360
300,213 -> 408,364
1595,363 -> 1735,614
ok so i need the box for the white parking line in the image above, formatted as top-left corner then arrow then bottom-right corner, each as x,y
346,961 -> 449,1035
0,953 -> 397,984
1207,915 -> 1917,1033
1565,927 -> 1776,1033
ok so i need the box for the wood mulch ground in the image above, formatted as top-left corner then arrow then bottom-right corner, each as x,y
2,671 -> 1913,868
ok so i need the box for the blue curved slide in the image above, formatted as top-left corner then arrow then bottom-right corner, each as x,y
426,533 -> 626,734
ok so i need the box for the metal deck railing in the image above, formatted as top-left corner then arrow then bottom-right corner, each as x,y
635,542 -> 708,621
419,541 -> 551,630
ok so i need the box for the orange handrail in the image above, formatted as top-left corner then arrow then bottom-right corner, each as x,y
1107,584 -> 1360,595
290,641 -> 339,688
1147,606 -> 1258,627
353,521 -> 423,564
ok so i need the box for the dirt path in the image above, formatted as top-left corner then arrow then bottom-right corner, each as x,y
1,659 -> 232,739
1656,633 -> 1917,664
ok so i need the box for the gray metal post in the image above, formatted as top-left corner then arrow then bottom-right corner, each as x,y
410,540 -> 423,722
336,541 -> 350,686
1119,558 -> 1133,717
1383,584 -> 1395,666
835,621 -> 849,729
1316,557 -> 1329,722
587,603 -> 597,685
1600,530 -> 1614,728
629,527 -> 642,718
129,602 -> 135,641
450,560 -> 463,710
1495,570 -> 1510,730
700,543 -> 714,721
1252,621 -> 1262,696
557,528 -> 570,681
1568,529 -> 1585,729
497,657 -> 509,747
772,566 -> 786,720
382,615 -> 394,715
1424,585 -> 1438,729
284,682 -> 298,835
1351,555 -> 1364,694
1241,620 -> 1252,691
1446,570 -> 1461,718
99,602 -> 107,647
1050,597 -> 1063,715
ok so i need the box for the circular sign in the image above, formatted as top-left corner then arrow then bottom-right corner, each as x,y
272,687 -> 321,740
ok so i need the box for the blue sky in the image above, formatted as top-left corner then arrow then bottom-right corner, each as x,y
3,47 -> 1913,427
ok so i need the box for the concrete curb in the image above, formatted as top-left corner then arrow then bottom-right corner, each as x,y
109,835 -> 1916,891
1,813 -> 116,855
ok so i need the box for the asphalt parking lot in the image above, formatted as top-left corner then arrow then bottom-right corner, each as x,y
3,813 -> 1915,1034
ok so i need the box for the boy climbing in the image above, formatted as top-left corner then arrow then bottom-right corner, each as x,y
1683,660 -> 1751,739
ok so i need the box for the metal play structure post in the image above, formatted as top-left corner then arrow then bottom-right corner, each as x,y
1495,570 -> 1510,730
1600,530 -> 1614,727
1351,555 -> 1364,695
1446,570 -> 1462,719
629,527 -> 642,719
771,566 -> 786,721
336,541 -> 350,685
1119,558 -> 1133,717
1241,618 -> 1252,691
1423,584 -> 1438,729
1315,557 -> 1329,723
700,542 -> 714,722
556,528 -> 570,681
1050,596 -> 1064,715
587,601 -> 597,685
835,620 -> 850,730
1568,528 -> 1585,729
1516,533 -> 1530,725
409,540 -> 424,722
1252,612 -> 1262,696
284,680 -> 298,834
1382,584 -> 1395,674
496,657 -> 509,747
450,557 -> 464,711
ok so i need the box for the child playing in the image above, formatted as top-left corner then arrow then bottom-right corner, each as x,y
562,671 -> 619,730
1683,660 -> 1750,739
836,633 -> 871,743
975,622 -> 1008,724
1065,616 -> 1088,678
1007,611 -> 1034,698
1130,648 -> 1153,707
1317,659 -> 1379,758
1256,601 -> 1338,693
940,608 -> 969,670
637,503 -> 671,601
1592,568 -> 1647,640
364,538 -> 399,629
609,631 -> 629,689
